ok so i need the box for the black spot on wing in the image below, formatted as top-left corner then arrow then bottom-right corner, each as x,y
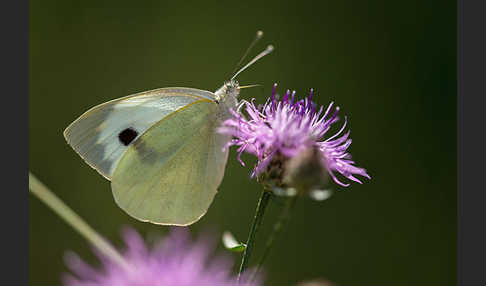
119,128 -> 138,146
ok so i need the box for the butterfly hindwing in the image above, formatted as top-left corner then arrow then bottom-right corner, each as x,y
111,99 -> 230,225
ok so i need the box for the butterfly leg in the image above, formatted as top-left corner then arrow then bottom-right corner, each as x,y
236,99 -> 250,113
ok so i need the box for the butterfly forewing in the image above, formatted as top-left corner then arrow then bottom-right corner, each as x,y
63,88 -> 216,179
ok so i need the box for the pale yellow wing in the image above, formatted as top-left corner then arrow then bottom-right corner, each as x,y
111,99 -> 230,226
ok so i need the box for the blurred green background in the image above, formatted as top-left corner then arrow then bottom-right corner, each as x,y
29,0 -> 456,285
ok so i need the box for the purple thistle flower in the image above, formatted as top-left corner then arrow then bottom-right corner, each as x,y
218,83 -> 370,187
63,227 -> 260,286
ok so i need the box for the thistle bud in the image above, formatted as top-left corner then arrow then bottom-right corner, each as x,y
282,146 -> 328,194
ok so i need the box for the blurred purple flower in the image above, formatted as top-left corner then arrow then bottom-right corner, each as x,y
63,227 -> 259,286
218,83 -> 370,187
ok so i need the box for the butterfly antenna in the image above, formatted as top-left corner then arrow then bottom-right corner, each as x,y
239,84 -> 262,89
231,30 -> 264,75
231,45 -> 274,80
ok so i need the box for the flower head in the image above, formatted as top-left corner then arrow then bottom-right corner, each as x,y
218,83 -> 370,187
63,227 -> 259,286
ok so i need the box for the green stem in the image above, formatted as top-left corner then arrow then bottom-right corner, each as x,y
237,188 -> 272,282
29,172 -> 130,271
251,194 -> 298,282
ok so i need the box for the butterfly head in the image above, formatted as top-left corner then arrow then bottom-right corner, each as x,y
214,80 -> 240,103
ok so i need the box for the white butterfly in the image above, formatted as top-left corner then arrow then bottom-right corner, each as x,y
64,32 -> 273,226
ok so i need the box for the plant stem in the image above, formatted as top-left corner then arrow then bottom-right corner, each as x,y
237,188 -> 272,282
251,194 -> 298,282
29,172 -> 130,271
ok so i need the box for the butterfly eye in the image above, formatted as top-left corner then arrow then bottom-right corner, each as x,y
118,128 -> 138,146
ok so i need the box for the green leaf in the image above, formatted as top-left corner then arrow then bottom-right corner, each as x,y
222,231 -> 246,253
